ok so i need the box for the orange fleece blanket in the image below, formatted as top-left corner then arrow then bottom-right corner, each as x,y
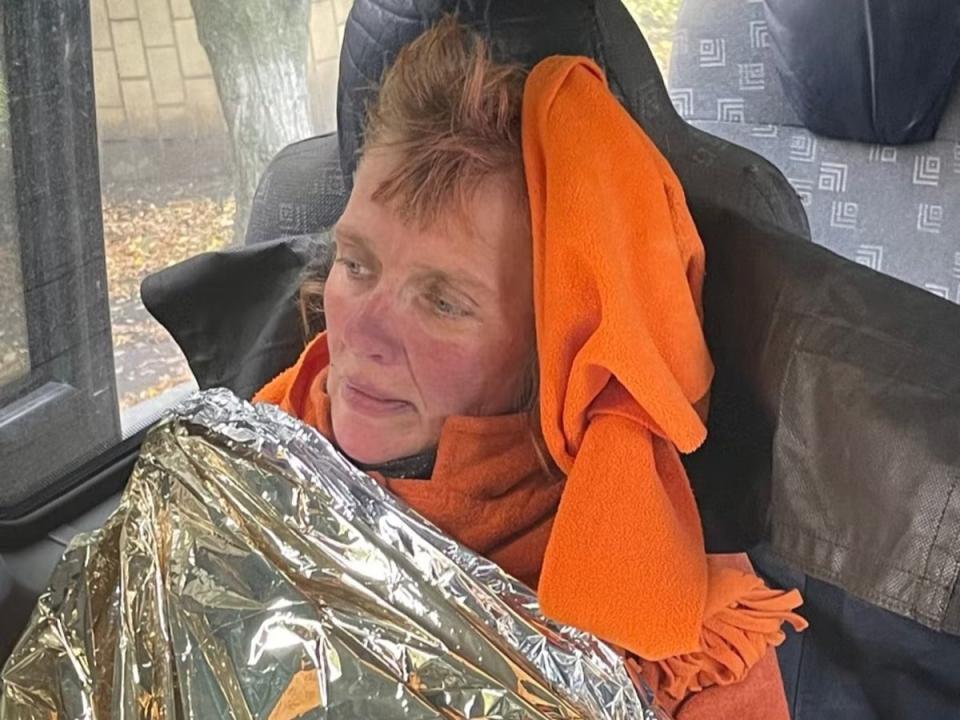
522,55 -> 805,694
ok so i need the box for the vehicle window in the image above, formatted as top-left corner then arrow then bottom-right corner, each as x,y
0,1 -> 124,518
94,0 -> 352,433
0,42 -> 28,390
0,0 -> 351,516
623,0 -> 682,76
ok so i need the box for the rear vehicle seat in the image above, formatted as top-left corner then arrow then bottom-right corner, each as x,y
668,0 -> 960,303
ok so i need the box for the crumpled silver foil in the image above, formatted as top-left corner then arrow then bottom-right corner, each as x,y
0,389 -> 671,719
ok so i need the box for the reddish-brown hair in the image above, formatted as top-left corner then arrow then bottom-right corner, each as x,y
361,14 -> 527,226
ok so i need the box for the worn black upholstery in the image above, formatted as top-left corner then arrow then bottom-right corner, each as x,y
142,234 -> 329,402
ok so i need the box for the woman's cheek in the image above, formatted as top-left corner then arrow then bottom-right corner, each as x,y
321,274 -> 349,347
409,333 -> 493,414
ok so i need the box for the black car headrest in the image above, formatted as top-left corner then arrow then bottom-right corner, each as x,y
245,133 -> 346,246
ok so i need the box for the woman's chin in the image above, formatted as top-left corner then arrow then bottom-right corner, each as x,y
339,439 -> 396,465
331,407 -> 421,465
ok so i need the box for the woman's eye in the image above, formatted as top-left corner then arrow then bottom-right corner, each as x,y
335,257 -> 368,279
427,292 -> 469,318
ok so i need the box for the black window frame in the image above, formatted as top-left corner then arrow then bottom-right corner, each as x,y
0,0 -> 136,536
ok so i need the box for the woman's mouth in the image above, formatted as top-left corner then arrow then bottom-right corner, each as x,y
341,381 -> 412,417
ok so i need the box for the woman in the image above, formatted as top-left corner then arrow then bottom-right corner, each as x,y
255,17 -> 805,718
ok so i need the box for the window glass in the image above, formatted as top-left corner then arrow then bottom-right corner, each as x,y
91,0 -> 352,434
0,54 -> 29,389
0,0 -> 351,517
0,1 -> 122,517
622,0 -> 683,77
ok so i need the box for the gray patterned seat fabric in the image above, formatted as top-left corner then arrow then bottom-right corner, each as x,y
669,0 -> 960,304
245,133 -> 346,245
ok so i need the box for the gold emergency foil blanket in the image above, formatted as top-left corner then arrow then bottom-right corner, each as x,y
0,389 -> 671,719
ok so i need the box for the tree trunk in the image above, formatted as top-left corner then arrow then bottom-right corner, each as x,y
191,0 -> 314,244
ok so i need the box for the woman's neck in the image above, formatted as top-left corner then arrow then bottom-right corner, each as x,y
350,446 -> 438,479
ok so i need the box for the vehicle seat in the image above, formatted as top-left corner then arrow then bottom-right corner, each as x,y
244,0 -> 809,247
222,4 -> 960,717
669,0 -> 960,302
147,2 -> 960,641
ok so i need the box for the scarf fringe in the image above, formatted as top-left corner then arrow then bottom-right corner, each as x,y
653,583 -> 808,700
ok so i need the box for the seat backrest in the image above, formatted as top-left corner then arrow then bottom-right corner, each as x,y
245,133 -> 346,245
245,0 -> 810,247
669,0 -> 960,302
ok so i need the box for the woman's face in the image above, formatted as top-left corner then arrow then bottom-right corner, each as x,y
323,148 -> 535,464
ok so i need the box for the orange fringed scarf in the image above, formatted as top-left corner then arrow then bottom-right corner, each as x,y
254,54 -> 807,705
522,55 -> 805,694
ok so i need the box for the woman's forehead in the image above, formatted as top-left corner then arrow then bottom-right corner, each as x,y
339,162 -> 531,292
333,217 -> 504,297
350,146 -> 528,235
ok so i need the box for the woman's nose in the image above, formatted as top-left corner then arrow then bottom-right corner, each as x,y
340,288 -> 403,365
